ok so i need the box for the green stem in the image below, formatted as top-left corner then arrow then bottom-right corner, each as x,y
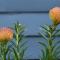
2,54 -> 6,60
16,34 -> 19,46
16,33 -> 20,60
48,40 -> 52,60
47,25 -> 56,60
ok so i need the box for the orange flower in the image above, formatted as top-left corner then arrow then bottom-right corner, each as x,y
0,27 -> 13,42
49,7 -> 60,25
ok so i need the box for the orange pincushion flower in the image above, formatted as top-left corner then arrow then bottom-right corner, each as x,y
49,7 -> 60,25
0,27 -> 13,42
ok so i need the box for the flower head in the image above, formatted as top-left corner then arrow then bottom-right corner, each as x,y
49,7 -> 60,25
0,27 -> 13,42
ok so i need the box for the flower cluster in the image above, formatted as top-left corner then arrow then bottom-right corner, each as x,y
0,27 -> 13,42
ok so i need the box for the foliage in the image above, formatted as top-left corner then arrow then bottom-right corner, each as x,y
9,21 -> 28,60
39,25 -> 60,60
0,21 -> 29,60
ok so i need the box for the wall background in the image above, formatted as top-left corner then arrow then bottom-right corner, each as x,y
0,0 -> 60,59
0,0 -> 60,12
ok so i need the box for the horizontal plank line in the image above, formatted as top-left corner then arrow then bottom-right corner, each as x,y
0,11 -> 49,14
7,58 -> 60,60
23,35 -> 60,38
24,35 -> 40,38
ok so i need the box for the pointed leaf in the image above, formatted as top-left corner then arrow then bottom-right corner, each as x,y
8,52 -> 10,60
39,32 -> 48,41
38,42 -> 47,48
13,48 -> 19,60
52,41 -> 60,51
53,46 -> 60,56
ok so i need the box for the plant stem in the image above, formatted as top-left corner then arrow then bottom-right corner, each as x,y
16,34 -> 19,46
48,40 -> 52,60
47,25 -> 56,60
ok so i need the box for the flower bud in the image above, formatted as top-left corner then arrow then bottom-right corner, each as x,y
0,27 -> 13,42
49,7 -> 60,25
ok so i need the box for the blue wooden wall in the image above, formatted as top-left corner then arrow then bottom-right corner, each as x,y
0,0 -> 60,59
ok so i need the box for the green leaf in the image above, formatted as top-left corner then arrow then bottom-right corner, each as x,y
14,21 -> 24,34
53,46 -> 60,56
13,48 -> 19,60
55,50 -> 60,57
5,48 -> 9,55
38,42 -> 47,48
39,32 -> 48,41
40,25 -> 51,37
41,49 -> 46,60
40,25 -> 50,31
52,30 -> 60,38
52,40 -> 60,52
19,44 -> 28,54
44,25 -> 50,31
19,39 -> 29,49
55,29 -> 60,34
18,34 -> 23,44
8,51 -> 10,60
45,48 -> 49,60
19,46 -> 29,60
